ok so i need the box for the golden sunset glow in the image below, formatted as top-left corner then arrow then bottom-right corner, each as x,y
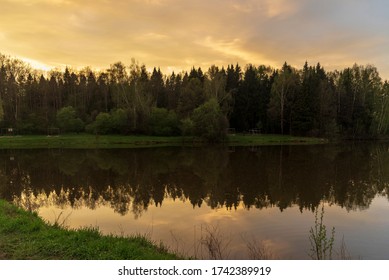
1,0 -> 389,76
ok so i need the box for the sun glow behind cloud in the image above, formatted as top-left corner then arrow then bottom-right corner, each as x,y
197,36 -> 277,67
1,0 -> 389,77
19,57 -> 53,71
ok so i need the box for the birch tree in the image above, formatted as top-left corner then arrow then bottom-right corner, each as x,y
268,63 -> 299,134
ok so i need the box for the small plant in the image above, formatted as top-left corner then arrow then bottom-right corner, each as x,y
309,204 -> 335,260
200,224 -> 231,260
243,235 -> 275,260
169,230 -> 188,257
52,211 -> 72,228
337,235 -> 352,260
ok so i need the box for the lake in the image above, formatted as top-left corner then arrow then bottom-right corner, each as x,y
2,143 -> 389,259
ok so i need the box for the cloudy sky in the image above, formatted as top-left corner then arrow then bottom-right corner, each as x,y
1,0 -> 389,77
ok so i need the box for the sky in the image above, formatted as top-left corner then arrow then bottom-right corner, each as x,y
1,0 -> 389,78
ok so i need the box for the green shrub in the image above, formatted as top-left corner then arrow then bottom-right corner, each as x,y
149,108 -> 180,136
191,99 -> 228,142
110,109 -> 128,134
56,106 -> 84,133
86,112 -> 111,134
180,118 -> 194,136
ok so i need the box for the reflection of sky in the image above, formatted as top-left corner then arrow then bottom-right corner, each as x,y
323,196 -> 389,259
37,195 -> 389,259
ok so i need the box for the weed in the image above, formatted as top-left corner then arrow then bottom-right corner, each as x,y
51,211 -> 72,228
200,224 -> 231,260
242,235 -> 275,260
308,204 -> 335,260
169,230 -> 189,257
337,236 -> 352,260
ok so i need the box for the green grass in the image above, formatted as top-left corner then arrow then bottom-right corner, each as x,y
0,134 -> 191,149
0,199 -> 178,260
0,133 -> 327,149
227,134 -> 328,146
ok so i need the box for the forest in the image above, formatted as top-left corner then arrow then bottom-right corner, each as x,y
1,53 -> 389,141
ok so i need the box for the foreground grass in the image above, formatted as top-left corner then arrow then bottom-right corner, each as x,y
0,199 -> 178,260
0,133 -> 327,149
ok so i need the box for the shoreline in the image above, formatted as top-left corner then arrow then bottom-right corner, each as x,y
0,199 -> 178,260
0,133 -> 328,149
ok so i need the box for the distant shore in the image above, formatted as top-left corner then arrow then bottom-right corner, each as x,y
0,133 -> 328,149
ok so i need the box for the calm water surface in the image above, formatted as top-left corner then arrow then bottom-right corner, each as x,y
1,143 -> 389,259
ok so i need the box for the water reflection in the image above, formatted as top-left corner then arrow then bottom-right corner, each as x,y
1,143 -> 389,216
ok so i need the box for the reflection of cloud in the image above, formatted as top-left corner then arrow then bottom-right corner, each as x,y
15,187 -> 389,259
195,205 -> 240,225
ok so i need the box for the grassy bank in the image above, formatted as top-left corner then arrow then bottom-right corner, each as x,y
0,199 -> 178,260
227,134 -> 327,146
0,133 -> 327,149
0,134 -> 186,149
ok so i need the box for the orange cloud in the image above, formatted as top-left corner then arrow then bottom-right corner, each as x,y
0,0 -> 388,77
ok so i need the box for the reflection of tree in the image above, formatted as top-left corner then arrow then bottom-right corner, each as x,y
369,144 -> 389,202
57,152 -> 85,176
330,144 -> 376,211
104,185 -> 132,215
2,143 -> 389,217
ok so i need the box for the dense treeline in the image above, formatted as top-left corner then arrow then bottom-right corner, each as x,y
1,53 -> 389,140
